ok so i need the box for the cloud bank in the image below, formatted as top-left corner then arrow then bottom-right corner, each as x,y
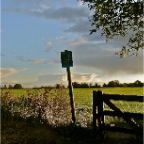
0,68 -> 18,77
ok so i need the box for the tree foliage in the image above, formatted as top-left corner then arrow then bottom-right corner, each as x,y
103,80 -> 143,87
13,84 -> 23,89
82,0 -> 143,57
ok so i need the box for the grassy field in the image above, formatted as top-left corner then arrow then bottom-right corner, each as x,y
1,87 -> 144,109
1,87 -> 143,115
72,87 -> 144,113
1,87 -> 143,144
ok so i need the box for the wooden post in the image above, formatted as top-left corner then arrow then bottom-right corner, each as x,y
97,91 -> 105,135
67,67 -> 76,123
93,91 -> 97,134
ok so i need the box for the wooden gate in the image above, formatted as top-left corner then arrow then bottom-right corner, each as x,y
93,90 -> 143,135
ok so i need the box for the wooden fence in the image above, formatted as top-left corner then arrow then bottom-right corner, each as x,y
93,90 -> 143,136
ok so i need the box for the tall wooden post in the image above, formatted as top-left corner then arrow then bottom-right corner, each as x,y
61,50 -> 76,123
67,67 -> 76,123
93,91 -> 97,135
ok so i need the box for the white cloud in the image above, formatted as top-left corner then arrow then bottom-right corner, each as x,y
16,56 -> 45,64
0,68 -> 18,77
61,73 -> 103,83
68,37 -> 89,47
56,36 -> 67,41
33,58 -> 45,64
40,4 -> 50,10
71,73 -> 103,83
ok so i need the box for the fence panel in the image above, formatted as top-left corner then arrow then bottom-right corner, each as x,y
93,90 -> 144,135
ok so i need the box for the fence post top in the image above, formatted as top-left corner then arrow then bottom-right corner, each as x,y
93,90 -> 103,94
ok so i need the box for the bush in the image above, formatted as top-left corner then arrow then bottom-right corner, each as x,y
13,84 -> 23,89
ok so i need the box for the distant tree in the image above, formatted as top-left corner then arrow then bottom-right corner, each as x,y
72,82 -> 80,88
82,0 -> 143,57
133,80 -> 143,87
79,83 -> 89,88
4,85 -> 7,89
55,84 -> 65,89
8,85 -> 13,89
13,84 -> 23,89
72,82 -> 89,88
90,83 -> 100,88
103,83 -> 107,87
107,80 -> 120,87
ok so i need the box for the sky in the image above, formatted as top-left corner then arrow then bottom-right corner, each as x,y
1,0 -> 144,88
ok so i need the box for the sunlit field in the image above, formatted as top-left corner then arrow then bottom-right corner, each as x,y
1,87 -> 143,144
1,87 -> 143,117
1,87 -> 144,110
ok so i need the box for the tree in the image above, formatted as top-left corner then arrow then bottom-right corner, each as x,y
8,85 -> 13,89
72,82 -> 80,88
4,85 -> 7,89
133,80 -> 143,87
90,82 -> 100,88
103,83 -> 107,87
55,84 -> 65,89
107,80 -> 120,87
82,0 -> 143,57
13,84 -> 23,89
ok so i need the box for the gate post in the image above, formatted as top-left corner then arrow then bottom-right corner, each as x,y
93,91 -> 97,134
93,90 -> 105,136
97,91 -> 105,135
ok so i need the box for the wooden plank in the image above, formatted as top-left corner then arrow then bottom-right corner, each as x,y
103,94 -> 143,102
104,110 -> 143,119
93,91 -> 97,133
104,99 -> 142,131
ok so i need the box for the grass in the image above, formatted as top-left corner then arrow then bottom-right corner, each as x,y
1,87 -> 143,144
72,87 -> 144,109
1,87 -> 143,110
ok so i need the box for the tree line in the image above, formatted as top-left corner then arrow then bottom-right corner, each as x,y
103,80 -> 143,87
1,80 -> 143,89
72,80 -> 143,88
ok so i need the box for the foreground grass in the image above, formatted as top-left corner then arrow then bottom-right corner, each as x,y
1,119 -> 100,144
2,119 -> 142,144
1,87 -> 143,144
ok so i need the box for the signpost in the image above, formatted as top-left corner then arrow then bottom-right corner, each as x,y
61,50 -> 76,123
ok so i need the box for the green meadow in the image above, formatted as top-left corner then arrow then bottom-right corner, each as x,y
1,87 -> 143,144
1,87 -> 144,112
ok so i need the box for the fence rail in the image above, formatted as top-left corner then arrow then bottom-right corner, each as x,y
93,90 -> 144,136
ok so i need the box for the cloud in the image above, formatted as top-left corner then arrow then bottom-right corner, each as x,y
0,68 -> 18,77
66,37 -> 143,75
71,73 -> 103,83
16,56 -> 45,64
44,41 -> 53,52
33,58 -> 45,64
38,73 -> 64,86
56,36 -> 67,41
10,5 -> 89,23
68,37 -> 88,47
16,56 -> 33,62
37,72 -> 103,86
65,19 -> 91,34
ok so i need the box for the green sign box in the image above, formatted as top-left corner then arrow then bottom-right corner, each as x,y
61,50 -> 73,68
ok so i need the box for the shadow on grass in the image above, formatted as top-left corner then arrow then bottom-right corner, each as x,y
1,109 -> 143,144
